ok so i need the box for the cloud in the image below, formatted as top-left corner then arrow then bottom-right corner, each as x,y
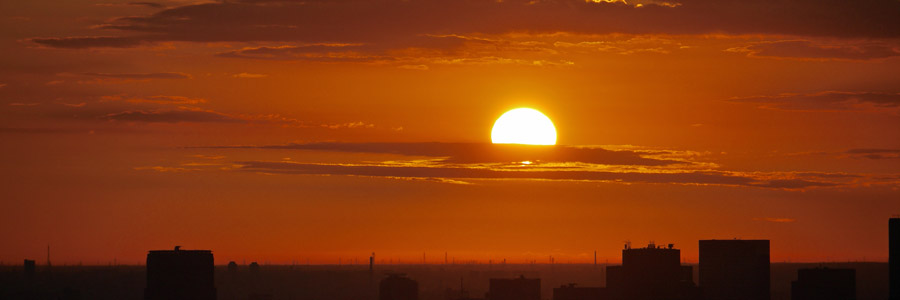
729,91 -> 900,112
234,160 -> 840,190
0,127 -> 81,134
35,0 -> 900,49
95,2 -> 166,8
167,142 -> 899,189
101,95 -> 207,105
247,142 -> 683,166
321,122 -> 374,129
216,44 -> 385,62
58,102 -> 87,107
30,36 -> 143,49
134,166 -> 197,172
846,149 -> 900,160
80,72 -> 191,79
397,64 -> 429,71
727,40 -> 900,61
103,108 -> 242,123
128,2 -> 166,8
232,72 -> 269,78
553,36 -> 689,55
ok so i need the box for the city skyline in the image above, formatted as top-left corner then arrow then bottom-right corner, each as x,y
3,219 -> 897,300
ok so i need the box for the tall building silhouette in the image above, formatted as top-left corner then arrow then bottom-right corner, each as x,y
487,275 -> 540,300
23,259 -> 36,280
606,243 -> 699,300
891,217 -> 899,300
699,239 -> 770,300
379,273 -> 418,300
144,246 -> 216,300
791,267 -> 855,300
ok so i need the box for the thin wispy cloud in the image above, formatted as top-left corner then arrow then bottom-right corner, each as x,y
232,160 -> 846,190
104,108 -> 242,123
80,72 -> 192,79
727,40 -> 900,61
239,142 -> 684,165
729,91 -> 900,112
173,142 -> 898,190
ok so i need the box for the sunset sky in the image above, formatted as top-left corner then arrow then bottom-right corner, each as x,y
1,0 -> 899,265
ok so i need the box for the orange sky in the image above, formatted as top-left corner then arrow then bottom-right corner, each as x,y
1,0 -> 899,265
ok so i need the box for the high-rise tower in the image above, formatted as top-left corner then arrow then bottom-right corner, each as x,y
699,239 -> 770,300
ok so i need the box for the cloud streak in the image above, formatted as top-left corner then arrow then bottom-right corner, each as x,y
246,142 -> 683,166
103,108 -> 242,123
235,160 -> 841,190
30,36 -> 144,49
80,72 -> 191,79
846,149 -> 900,160
729,91 -> 900,112
727,40 -> 900,61
33,0 -> 900,49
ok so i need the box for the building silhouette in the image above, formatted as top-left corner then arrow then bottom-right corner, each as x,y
23,259 -> 36,281
606,243 -> 699,300
487,275 -> 540,300
699,239 -> 770,300
553,283 -> 605,300
144,246 -> 216,300
379,273 -> 418,300
891,217 -> 899,300
791,267 -> 855,300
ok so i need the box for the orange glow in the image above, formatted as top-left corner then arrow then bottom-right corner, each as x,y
0,0 -> 898,265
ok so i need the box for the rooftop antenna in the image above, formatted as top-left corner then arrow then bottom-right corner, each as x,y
46,244 -> 51,268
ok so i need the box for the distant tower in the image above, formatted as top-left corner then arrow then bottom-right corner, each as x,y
791,267 -> 855,300
144,246 -> 216,300
370,253 -> 376,271
699,239 -> 770,300
379,274 -> 418,300
891,217 -> 899,300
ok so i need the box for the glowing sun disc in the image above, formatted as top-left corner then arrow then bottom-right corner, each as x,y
491,108 -> 557,145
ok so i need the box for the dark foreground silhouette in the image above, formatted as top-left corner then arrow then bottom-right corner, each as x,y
0,262 -> 889,300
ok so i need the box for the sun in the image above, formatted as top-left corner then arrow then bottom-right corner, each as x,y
491,108 -> 557,145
